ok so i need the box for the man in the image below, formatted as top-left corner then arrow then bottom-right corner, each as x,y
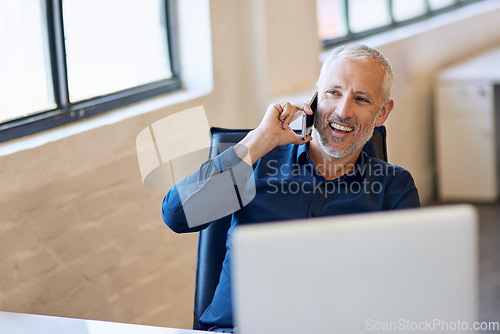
162,43 -> 420,331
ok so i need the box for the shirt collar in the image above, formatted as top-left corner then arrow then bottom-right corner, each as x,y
297,143 -> 368,177
352,151 -> 367,176
296,143 -> 309,164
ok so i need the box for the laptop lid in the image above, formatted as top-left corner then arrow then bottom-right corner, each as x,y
232,205 -> 478,334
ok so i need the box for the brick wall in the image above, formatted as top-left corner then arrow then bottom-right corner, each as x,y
0,120 -> 198,329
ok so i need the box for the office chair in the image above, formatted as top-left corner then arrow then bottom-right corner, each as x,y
192,126 -> 388,329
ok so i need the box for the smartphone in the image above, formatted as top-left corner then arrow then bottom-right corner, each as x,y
301,92 -> 317,140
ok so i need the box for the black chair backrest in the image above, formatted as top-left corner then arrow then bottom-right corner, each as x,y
192,126 -> 387,329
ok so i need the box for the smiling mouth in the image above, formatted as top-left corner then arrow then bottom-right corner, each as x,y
330,122 -> 354,133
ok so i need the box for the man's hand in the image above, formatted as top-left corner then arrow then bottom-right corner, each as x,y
235,101 -> 313,165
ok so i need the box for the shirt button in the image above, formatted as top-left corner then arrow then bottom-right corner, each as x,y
224,160 -> 232,167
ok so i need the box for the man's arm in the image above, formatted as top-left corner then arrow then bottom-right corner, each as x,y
162,101 -> 314,233
384,169 -> 421,210
161,147 -> 243,233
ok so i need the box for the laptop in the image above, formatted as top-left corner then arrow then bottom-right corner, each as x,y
232,205 -> 478,334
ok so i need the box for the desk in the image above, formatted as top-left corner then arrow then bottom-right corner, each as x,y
0,311 -> 207,334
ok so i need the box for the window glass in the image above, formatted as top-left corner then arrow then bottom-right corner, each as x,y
62,0 -> 173,102
392,0 -> 427,21
317,0 -> 348,40
0,0 -> 55,123
348,0 -> 391,33
429,0 -> 457,10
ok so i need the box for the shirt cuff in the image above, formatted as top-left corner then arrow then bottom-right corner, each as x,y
217,146 -> 245,172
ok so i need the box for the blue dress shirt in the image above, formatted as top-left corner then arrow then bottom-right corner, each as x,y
162,143 -> 420,329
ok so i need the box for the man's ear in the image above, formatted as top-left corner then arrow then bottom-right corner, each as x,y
375,99 -> 394,127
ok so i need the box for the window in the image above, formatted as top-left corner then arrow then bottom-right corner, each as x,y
0,0 -> 180,143
317,0 -> 484,47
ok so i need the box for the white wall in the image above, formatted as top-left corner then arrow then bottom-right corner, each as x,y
1,0 -> 499,329
367,1 -> 500,203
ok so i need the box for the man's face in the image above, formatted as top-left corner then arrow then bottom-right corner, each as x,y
313,57 -> 392,159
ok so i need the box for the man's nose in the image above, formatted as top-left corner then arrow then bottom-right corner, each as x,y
335,98 -> 354,119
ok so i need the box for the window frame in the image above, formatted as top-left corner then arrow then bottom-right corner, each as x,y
322,0 -> 485,48
0,0 -> 181,143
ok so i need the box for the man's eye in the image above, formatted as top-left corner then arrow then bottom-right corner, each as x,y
327,90 -> 341,96
356,96 -> 370,103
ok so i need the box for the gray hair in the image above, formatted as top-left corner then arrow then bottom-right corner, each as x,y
318,43 -> 393,102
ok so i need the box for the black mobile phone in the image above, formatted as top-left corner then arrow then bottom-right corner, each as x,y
301,92 -> 317,140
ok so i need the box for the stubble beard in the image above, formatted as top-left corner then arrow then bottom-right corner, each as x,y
315,113 -> 379,159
